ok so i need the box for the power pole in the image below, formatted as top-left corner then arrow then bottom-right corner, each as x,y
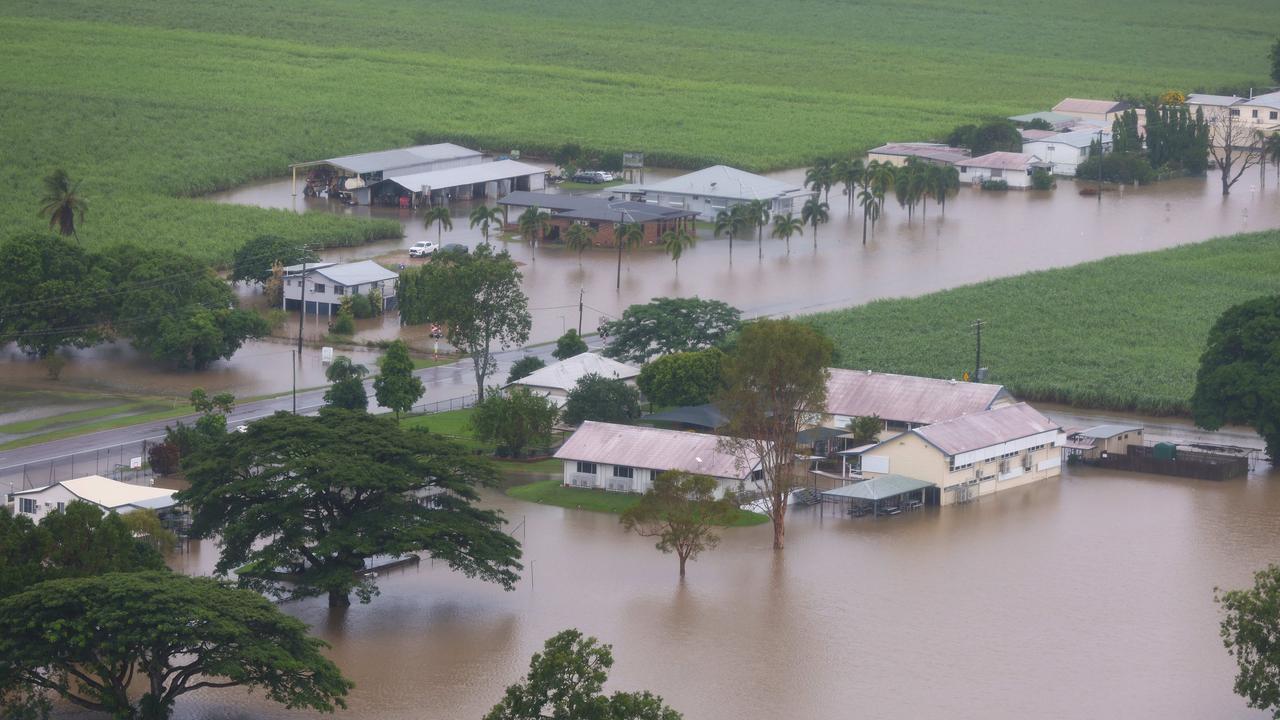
972,319 -> 986,381
297,258 -> 308,356
292,349 -> 297,414
578,287 -> 584,336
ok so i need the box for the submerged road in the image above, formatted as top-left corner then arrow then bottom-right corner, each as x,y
0,340 -> 596,493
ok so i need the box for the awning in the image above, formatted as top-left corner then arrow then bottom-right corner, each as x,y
836,443 -> 877,456
821,474 -> 934,501
1061,440 -> 1096,450
641,404 -> 727,430
796,426 -> 847,444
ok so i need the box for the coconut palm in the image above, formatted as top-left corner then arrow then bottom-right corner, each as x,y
865,160 -> 896,198
424,206 -> 452,242
743,199 -> 771,259
40,169 -> 88,240
564,223 -> 595,266
857,188 -> 880,244
613,220 -> 645,289
935,165 -> 960,215
661,228 -> 695,278
714,205 -> 751,259
468,204 -> 504,246
836,158 -> 865,214
517,205 -> 550,249
771,212 -> 803,254
805,159 -> 835,203
800,196 -> 830,250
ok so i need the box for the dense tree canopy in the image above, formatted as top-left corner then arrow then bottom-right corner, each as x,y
601,297 -> 741,364
231,234 -> 313,284
179,409 -> 522,606
373,340 -> 425,416
1192,295 -> 1280,458
399,244 -> 531,396
946,121 -> 1022,156
0,231 -> 111,358
507,355 -> 547,384
485,629 -> 681,720
553,329 -> 589,361
323,356 -> 369,411
470,387 -> 559,457
0,572 -> 351,720
1218,564 -> 1280,717
636,348 -> 726,408
562,373 -> 641,426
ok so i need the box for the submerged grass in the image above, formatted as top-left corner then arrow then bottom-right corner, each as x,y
0,0 -> 1275,264
806,231 -> 1280,416
507,479 -> 770,527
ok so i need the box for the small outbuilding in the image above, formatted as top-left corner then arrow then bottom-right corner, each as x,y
866,143 -> 970,167
9,475 -> 177,524
956,152 -> 1049,188
282,260 -> 398,315
1021,129 -> 1112,176
1064,424 -> 1144,461
506,352 -> 640,407
610,165 -> 814,221
553,421 -> 758,495
498,191 -> 698,246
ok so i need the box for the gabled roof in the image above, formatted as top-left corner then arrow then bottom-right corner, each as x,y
1187,93 -> 1245,107
1008,111 -> 1079,125
826,369 -> 1009,425
1020,129 -> 1058,141
960,152 -> 1044,171
868,143 -> 971,164
285,260 -> 397,286
821,474 -> 934,501
498,191 -> 697,223
1076,423 -> 1143,439
612,165 -> 811,202
642,404 -> 727,430
1053,98 -> 1132,116
911,402 -> 1060,456
554,421 -> 756,479
1023,129 -> 1112,149
320,143 -> 482,175
508,352 -> 640,393
1241,91 -> 1280,111
14,475 -> 177,510
385,159 -> 545,193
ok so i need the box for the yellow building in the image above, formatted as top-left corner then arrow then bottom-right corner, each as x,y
855,403 -> 1063,506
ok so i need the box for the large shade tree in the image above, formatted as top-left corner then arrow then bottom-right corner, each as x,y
470,386 -> 559,457
179,409 -> 522,607
1218,564 -> 1280,717
0,572 -> 351,720
636,348 -> 726,408
398,244 -> 531,397
562,373 -> 641,426
600,297 -> 741,364
231,234 -> 313,284
0,231 -> 111,359
717,319 -> 832,550
1191,295 -> 1280,458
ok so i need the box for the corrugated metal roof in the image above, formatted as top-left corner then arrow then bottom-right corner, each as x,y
508,352 -> 639,393
1020,129 -> 1058,141
611,165 -> 811,202
323,143 -> 482,174
1053,98 -> 1131,115
1187,94 -> 1245,107
311,260 -> 397,286
912,402 -> 1060,456
960,152 -> 1044,171
868,143 -> 971,165
821,474 -> 934,501
1008,111 -> 1078,124
1242,91 -> 1280,111
1024,129 -> 1112,149
825,369 -> 1008,425
498,191 -> 697,223
554,421 -> 755,479
1077,423 -> 1143,439
14,475 -> 176,510
385,159 -> 545,192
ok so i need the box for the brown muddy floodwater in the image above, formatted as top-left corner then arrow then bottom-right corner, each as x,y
155,451 -> 1279,720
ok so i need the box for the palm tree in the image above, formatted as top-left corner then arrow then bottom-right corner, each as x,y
836,158 -> 865,214
935,165 -> 960,215
865,160 -> 896,198
893,167 -> 914,222
661,228 -> 695,278
1266,132 -> 1280,182
468,204 -> 504,246
714,206 -> 751,259
857,189 -> 880,244
40,169 -> 88,241
743,199 -> 771,259
800,196 -> 830,249
771,212 -> 803,254
424,206 -> 452,242
805,159 -> 834,204
517,206 -> 551,260
613,220 -> 645,289
564,223 -> 595,266
909,162 -> 930,220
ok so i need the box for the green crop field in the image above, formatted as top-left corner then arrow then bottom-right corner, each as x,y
806,230 -> 1280,416
0,0 -> 1276,265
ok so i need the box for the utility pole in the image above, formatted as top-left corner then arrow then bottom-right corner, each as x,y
292,349 -> 297,414
578,287 -> 585,336
297,257 -> 308,355
1097,128 -> 1104,203
972,319 -> 986,381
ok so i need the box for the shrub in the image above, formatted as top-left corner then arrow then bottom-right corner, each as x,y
980,179 -> 1009,191
332,308 -> 356,335
1076,153 -> 1155,185
349,293 -> 375,319
1031,168 -> 1055,190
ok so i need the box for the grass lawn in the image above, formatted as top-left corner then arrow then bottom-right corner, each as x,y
506,479 -> 769,527
400,409 -> 562,472
806,230 -> 1280,416
1,1 -> 1276,264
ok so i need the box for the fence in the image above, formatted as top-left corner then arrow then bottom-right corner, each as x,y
1089,443 -> 1250,481
410,393 -> 478,415
0,440 -> 158,496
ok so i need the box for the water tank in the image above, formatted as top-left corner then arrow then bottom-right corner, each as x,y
1153,442 -> 1176,460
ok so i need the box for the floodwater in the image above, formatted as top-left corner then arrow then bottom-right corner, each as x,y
156,447 -> 1278,719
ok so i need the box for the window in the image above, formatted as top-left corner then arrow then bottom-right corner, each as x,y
314,283 -> 326,293
56,501 -> 65,513
960,166 -> 968,174
1079,148 -> 1087,158
1230,108 -> 1240,117
991,169 -> 1004,179
576,461 -> 598,475
19,498 -> 36,514
612,465 -> 634,479
334,285 -> 345,296
1272,111 -> 1278,120
1252,109 -> 1259,119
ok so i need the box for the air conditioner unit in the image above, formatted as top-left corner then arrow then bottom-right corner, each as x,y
1022,455 -> 1033,470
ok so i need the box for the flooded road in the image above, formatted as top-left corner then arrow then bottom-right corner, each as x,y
159,457 -> 1278,720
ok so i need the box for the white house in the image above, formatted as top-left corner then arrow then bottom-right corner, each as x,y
823,369 -> 1013,435
1186,92 -> 1280,148
1021,129 -> 1112,176
553,421 -> 759,496
855,403 -> 1064,506
611,165 -> 814,221
8,475 -> 177,524
956,152 -> 1048,189
506,352 -> 640,407
282,260 -> 398,315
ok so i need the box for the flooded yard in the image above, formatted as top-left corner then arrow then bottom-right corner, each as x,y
159,456 -> 1278,720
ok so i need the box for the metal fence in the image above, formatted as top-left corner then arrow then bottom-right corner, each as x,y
410,393 -> 478,415
0,440 -> 158,496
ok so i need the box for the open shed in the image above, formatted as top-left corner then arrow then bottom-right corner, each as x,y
820,474 -> 935,518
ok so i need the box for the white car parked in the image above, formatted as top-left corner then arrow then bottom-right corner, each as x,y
409,241 -> 439,257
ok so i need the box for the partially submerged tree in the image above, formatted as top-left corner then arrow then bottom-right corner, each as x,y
507,355 -> 547,384
661,229 -> 695,278
120,509 -> 178,555
398,244 -> 531,397
564,222 -> 595,266
620,471 -> 736,578
770,211 -> 803,254
0,572 -> 351,720
373,340 -> 424,417
0,231 -> 111,359
612,220 -> 645,289
717,319 -> 832,550
469,204 -> 504,246
636,348 -> 726,408
1218,564 -> 1280,717
800,196 -> 829,249
180,409 -> 522,606
1209,113 -> 1264,195
562,373 -> 641,426
1191,295 -> 1280,458
470,386 -> 559,457
600,297 -> 741,364
553,329 -> 589,361
423,205 -> 452,242
38,169 -> 87,240
484,629 -> 682,720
